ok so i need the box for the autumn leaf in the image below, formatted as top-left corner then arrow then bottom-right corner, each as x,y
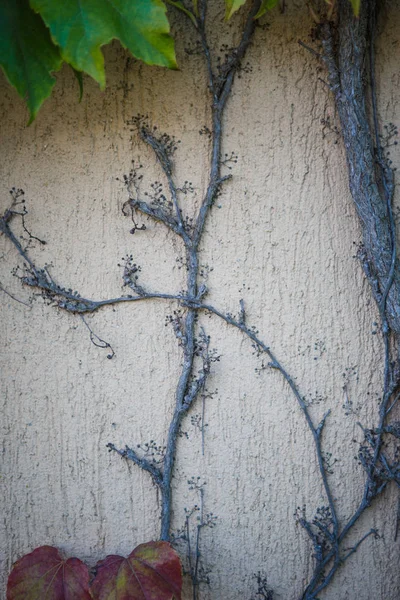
91,541 -> 182,600
7,546 -> 92,600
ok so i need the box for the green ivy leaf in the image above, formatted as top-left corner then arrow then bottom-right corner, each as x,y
254,0 -> 279,19
165,0 -> 197,26
30,0 -> 178,89
0,0 -> 63,124
72,68 -> 84,102
225,0 -> 247,20
192,0 -> 199,17
349,0 -> 361,16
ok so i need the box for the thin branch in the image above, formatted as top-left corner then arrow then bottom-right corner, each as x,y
395,494 -> 400,541
139,126 -> 190,244
0,281 -> 31,307
80,315 -> 115,359
0,208 -> 38,272
316,410 -> 331,439
106,443 -> 163,487
128,198 -> 184,239
297,39 -> 322,59
193,0 -> 261,248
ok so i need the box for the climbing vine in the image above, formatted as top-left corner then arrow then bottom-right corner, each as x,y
1,0 -> 399,599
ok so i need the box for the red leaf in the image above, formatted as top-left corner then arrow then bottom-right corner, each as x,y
7,545 -> 92,600
91,541 -> 182,600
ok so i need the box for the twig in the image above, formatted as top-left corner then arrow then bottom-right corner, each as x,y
80,315 -> 115,359
0,281 -> 31,307
298,39 -> 321,59
106,443 -> 163,487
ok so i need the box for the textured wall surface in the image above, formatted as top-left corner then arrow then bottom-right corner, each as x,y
1,2 -> 399,599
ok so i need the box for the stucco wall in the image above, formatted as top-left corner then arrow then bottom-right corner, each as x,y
1,2 -> 399,599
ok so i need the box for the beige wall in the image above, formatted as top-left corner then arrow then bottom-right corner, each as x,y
1,3 -> 399,599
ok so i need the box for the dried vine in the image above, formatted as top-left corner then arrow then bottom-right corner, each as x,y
1,1 -> 399,599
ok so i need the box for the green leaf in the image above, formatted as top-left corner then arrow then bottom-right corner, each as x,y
349,0 -> 361,16
90,541 -> 183,600
30,0 -> 178,89
254,0 -> 279,19
0,0 -> 63,124
225,0 -> 248,20
7,546 -> 92,600
166,0 -> 197,26
192,0 -> 199,17
72,68 -> 84,102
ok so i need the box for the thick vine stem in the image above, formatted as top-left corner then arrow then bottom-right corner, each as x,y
320,0 -> 400,335
293,1 -> 400,597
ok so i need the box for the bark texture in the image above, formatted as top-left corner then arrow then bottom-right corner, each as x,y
322,0 -> 399,333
